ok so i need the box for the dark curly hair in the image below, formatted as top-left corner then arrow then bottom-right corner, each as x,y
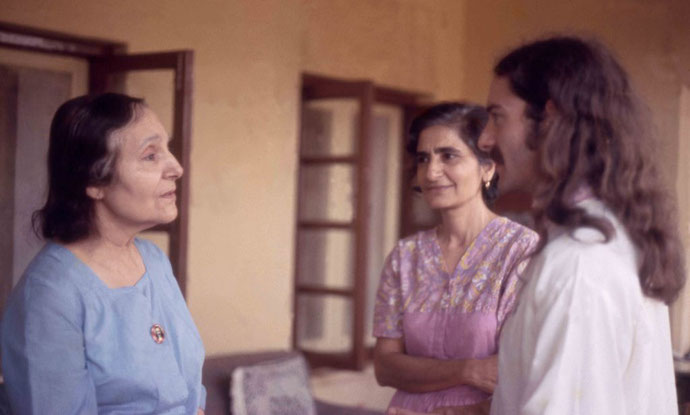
33,93 -> 145,243
407,102 -> 498,205
495,36 -> 685,304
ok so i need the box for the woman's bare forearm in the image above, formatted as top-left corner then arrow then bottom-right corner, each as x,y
374,338 -> 496,393
374,349 -> 467,392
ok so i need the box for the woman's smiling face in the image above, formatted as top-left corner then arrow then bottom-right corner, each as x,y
415,125 -> 494,211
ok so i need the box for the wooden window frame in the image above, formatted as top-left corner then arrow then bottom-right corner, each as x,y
293,73 -> 426,370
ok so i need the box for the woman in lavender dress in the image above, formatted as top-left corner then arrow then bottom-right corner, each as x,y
373,103 -> 537,414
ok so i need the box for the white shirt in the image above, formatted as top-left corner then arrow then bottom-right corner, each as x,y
492,199 -> 678,414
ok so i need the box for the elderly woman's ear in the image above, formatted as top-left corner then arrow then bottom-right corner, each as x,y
86,186 -> 105,200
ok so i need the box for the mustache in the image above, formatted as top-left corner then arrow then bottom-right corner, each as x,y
488,147 -> 504,165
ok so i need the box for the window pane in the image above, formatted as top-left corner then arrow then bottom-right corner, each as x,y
301,98 -> 358,157
296,294 -> 352,353
298,164 -> 356,222
297,229 -> 354,289
365,104 -> 403,347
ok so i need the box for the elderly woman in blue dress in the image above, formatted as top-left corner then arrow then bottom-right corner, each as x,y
1,93 -> 206,414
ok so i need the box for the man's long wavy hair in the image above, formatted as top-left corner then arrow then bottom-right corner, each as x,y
495,36 -> 685,304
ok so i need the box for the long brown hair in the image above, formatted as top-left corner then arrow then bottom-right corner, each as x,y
495,36 -> 685,303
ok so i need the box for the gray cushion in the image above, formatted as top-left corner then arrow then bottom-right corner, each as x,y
230,354 -> 316,415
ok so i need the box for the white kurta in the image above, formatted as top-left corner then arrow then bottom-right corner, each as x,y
492,199 -> 678,415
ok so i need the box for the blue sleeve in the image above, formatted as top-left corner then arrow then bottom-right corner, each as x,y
1,277 -> 97,415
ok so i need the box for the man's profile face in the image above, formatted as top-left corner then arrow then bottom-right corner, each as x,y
478,76 -> 539,195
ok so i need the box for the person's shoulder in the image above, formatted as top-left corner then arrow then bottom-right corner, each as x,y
6,243 -> 86,315
20,242 -> 83,288
544,226 -> 620,267
495,216 -> 540,251
395,228 -> 436,251
382,229 -> 436,269
502,216 -> 537,234
540,224 -> 639,296
546,199 -> 634,265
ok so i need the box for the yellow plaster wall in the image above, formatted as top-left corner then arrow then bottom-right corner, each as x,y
301,0 -> 466,101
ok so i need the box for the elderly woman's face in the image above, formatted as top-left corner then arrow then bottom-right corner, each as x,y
92,107 -> 183,233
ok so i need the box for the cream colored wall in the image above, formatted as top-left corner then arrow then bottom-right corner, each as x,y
1,0 -> 468,356
301,0 -> 466,101
458,0 -> 690,354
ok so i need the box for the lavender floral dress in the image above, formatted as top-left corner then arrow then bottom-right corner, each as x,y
373,217 -> 538,412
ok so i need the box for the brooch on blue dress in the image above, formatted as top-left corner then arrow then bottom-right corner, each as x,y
150,324 -> 166,344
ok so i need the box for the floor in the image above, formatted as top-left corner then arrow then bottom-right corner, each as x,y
310,363 -> 396,411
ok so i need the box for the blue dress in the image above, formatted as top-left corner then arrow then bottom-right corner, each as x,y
1,239 -> 206,414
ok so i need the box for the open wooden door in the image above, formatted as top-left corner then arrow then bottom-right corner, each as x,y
293,73 -> 425,370
293,74 -> 374,370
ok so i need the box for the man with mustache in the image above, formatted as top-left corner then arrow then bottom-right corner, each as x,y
478,36 -> 685,414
